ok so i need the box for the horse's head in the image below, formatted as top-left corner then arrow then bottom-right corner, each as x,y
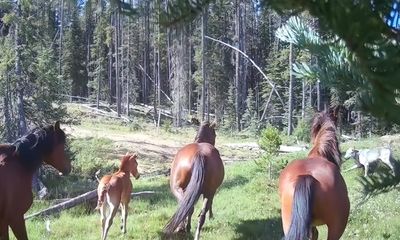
344,147 -> 358,160
121,152 -> 140,179
43,121 -> 71,175
194,121 -> 217,145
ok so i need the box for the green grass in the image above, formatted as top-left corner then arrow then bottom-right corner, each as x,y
12,130 -> 400,240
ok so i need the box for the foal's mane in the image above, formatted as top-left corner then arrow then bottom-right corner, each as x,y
12,124 -> 66,171
309,110 -> 341,167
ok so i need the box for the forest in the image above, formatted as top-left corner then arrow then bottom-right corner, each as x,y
1,0 -> 399,142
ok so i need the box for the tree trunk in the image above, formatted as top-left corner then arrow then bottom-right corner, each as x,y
15,0 -> 27,136
317,79 -> 321,111
59,0 -> 64,76
201,7 -> 208,122
301,79 -> 306,120
115,11 -> 121,116
287,42 -> 293,135
3,75 -> 13,142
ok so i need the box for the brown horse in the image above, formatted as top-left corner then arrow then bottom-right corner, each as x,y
96,152 -> 140,240
164,121 -> 224,240
279,108 -> 350,240
0,121 -> 70,240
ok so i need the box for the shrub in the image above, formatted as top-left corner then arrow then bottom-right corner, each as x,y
258,126 -> 282,155
293,119 -> 311,143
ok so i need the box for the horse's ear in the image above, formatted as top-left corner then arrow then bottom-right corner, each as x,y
125,152 -> 130,156
210,121 -> 217,129
54,121 -> 61,130
328,105 -> 341,124
191,117 -> 200,126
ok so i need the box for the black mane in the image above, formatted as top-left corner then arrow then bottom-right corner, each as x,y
12,125 -> 66,171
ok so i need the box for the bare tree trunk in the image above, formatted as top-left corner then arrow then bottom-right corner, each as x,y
115,11 -> 121,116
301,79 -> 306,120
317,79 -> 321,111
108,15 -> 113,105
201,7 -> 208,122
188,24 -> 192,116
59,0 -> 64,76
234,0 -> 244,131
3,75 -> 13,142
15,0 -> 27,136
287,42 -> 293,135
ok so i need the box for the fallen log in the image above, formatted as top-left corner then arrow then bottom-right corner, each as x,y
25,190 -> 156,220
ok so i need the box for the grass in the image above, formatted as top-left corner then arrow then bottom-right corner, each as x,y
11,116 -> 400,240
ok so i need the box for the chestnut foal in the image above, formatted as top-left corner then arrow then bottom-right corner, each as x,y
96,153 -> 140,240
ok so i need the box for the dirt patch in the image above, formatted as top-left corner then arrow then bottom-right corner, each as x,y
63,125 -> 262,175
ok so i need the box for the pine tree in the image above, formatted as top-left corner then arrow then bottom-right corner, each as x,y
242,88 -> 257,133
63,5 -> 87,98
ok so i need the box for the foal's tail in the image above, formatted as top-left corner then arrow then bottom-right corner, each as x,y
95,183 -> 110,210
285,175 -> 316,240
164,152 -> 205,233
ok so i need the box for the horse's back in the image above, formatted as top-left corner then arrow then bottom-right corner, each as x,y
171,143 -> 224,195
279,158 -> 349,227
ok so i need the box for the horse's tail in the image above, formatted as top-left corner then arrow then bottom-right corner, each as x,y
285,175 -> 316,240
95,183 -> 110,210
164,152 -> 205,233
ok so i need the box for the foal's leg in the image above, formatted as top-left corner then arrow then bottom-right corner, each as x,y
9,216 -> 28,240
102,199 -> 119,240
194,197 -> 211,240
120,203 -> 128,234
100,200 -> 107,236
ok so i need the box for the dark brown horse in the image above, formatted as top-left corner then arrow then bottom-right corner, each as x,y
0,122 -> 70,240
164,121 -> 224,240
279,108 -> 350,240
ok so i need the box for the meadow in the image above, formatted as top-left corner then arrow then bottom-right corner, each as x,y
15,115 -> 400,240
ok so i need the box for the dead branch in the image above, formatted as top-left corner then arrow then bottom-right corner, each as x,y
25,190 -> 156,220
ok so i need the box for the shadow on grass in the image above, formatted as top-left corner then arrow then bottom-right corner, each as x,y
134,181 -> 176,206
158,231 -> 194,240
234,217 -> 283,240
221,175 -> 249,190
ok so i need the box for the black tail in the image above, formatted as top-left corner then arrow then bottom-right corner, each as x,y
285,175 -> 316,240
164,153 -> 205,233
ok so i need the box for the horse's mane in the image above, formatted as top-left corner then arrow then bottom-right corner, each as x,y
309,110 -> 341,168
12,125 -> 66,171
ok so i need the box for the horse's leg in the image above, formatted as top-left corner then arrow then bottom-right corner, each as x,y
102,200 -> 118,240
172,186 -> 186,232
0,222 -> 9,240
311,227 -> 318,240
120,203 -> 128,234
327,222 -> 346,240
194,197 -> 211,240
186,206 -> 194,232
9,216 -> 28,240
208,197 -> 214,219
364,163 -> 369,177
